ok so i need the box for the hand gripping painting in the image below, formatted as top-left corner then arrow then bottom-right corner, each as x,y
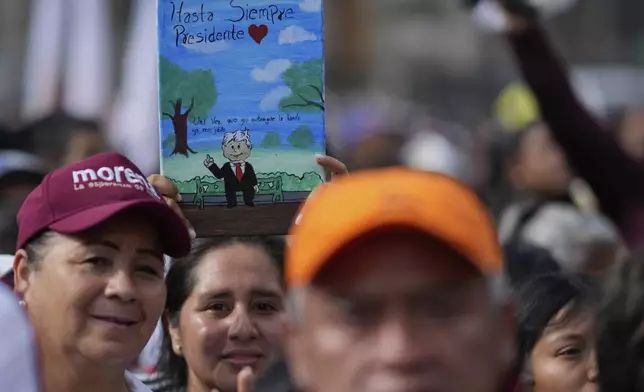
157,0 -> 325,235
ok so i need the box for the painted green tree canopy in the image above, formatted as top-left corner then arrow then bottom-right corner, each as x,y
287,126 -> 315,149
159,56 -> 218,122
260,131 -> 282,148
279,59 -> 324,113
159,56 -> 218,156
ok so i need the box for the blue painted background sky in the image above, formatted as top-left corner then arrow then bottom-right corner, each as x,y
157,0 -> 324,150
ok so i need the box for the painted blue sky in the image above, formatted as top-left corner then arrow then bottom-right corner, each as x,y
157,0 -> 324,149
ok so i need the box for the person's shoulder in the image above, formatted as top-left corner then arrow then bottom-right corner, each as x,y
498,200 -> 537,243
125,371 -> 154,392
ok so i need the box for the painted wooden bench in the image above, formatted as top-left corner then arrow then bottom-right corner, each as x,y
193,176 -> 284,209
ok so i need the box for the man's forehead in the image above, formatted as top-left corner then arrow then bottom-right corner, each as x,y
312,277 -> 485,301
314,230 -> 480,287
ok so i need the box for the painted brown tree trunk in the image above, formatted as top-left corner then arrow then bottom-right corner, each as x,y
168,98 -> 196,157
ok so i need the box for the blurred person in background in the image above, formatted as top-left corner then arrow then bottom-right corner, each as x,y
495,121 -> 622,275
472,0 -> 644,249
495,121 -> 572,234
17,111 -> 107,171
285,168 -> 516,392
1,253 -> 14,288
156,237 -> 287,392
349,132 -> 407,171
514,273 -> 600,392
0,150 -> 45,268
500,122 -> 572,204
12,152 -> 191,392
0,149 -> 46,201
502,242 -> 560,288
0,197 -> 21,256
510,203 -> 621,275
606,106 -> 644,163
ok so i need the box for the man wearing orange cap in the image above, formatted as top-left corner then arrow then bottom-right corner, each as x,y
285,168 -> 516,392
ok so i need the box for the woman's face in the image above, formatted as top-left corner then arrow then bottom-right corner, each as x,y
618,109 -> 644,162
14,214 -> 166,365
169,243 -> 285,392
514,124 -> 572,194
529,306 -> 598,392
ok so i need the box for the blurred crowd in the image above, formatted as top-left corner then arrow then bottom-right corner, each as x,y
3,1 -> 644,392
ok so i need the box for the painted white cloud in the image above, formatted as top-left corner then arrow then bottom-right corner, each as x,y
184,40 -> 230,54
278,26 -> 317,45
251,59 -> 292,82
299,0 -> 321,12
260,86 -> 292,111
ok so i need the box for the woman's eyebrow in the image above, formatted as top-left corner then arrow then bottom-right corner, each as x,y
81,240 -> 163,262
201,290 -> 234,300
250,288 -> 283,299
82,239 -> 119,250
136,248 -> 164,263
545,332 -> 587,344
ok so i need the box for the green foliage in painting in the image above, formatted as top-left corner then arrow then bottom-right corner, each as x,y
171,171 -> 323,193
279,58 -> 324,113
162,133 -> 176,149
287,126 -> 315,149
260,131 -> 282,148
159,56 -> 217,122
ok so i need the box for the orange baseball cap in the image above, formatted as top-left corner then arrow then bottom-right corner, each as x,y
286,167 -> 503,287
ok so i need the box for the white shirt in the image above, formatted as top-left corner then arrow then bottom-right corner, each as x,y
0,285 -> 40,392
126,371 -> 153,392
231,161 -> 246,175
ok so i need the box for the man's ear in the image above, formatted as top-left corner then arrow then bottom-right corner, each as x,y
165,312 -> 184,357
13,250 -> 32,299
284,323 -> 311,392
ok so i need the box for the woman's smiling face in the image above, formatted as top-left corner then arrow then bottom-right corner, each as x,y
167,243 -> 286,391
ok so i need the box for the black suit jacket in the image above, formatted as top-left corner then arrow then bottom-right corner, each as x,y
207,161 -> 258,192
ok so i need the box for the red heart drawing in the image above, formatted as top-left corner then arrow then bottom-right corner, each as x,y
248,24 -> 268,44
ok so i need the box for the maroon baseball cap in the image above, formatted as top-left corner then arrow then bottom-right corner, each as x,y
16,152 -> 191,258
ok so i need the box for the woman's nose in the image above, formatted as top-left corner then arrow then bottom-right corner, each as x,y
104,270 -> 137,302
587,352 -> 598,383
228,307 -> 259,342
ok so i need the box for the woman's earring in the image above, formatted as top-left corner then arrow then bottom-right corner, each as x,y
18,300 -> 26,308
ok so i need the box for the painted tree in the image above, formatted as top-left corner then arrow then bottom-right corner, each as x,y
287,126 -> 315,149
260,131 -> 282,148
162,133 -> 175,149
279,59 -> 324,113
159,56 -> 217,157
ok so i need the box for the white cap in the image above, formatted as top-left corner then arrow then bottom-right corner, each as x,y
0,254 -> 13,277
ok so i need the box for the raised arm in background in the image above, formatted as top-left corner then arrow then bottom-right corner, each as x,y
503,15 -> 644,247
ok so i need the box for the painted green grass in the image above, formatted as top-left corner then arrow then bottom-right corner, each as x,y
170,171 -> 322,194
162,148 -> 324,193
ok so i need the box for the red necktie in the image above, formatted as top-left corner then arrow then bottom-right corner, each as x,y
235,163 -> 243,181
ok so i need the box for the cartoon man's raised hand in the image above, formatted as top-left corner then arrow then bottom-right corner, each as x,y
203,154 -> 215,167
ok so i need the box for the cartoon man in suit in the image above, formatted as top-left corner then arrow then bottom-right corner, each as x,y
203,130 -> 259,208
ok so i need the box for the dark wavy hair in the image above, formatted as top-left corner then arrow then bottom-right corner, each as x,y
596,250 -> 644,392
156,236 -> 285,391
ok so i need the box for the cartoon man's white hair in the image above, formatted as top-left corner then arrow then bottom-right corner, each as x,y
222,130 -> 252,149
